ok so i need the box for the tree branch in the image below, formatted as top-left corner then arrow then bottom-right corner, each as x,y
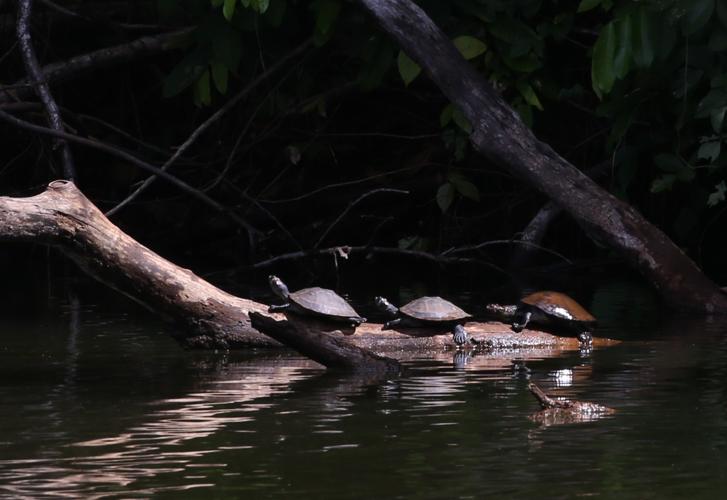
0,28 -> 194,104
105,38 -> 313,217
0,107 -> 259,239
355,0 -> 727,313
16,0 -> 76,180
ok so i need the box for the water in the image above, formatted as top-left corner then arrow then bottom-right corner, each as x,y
1,278 -> 727,498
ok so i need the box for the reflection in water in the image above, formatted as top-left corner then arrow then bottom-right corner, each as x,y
0,357 -> 318,498
3,287 -> 727,497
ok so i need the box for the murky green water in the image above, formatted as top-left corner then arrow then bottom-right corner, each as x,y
2,278 -> 727,498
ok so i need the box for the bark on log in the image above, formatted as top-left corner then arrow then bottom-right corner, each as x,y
355,0 -> 727,313
0,182 -> 619,352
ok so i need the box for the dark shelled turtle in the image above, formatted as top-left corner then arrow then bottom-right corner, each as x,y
486,291 -> 596,347
268,275 -> 366,325
375,296 -> 472,346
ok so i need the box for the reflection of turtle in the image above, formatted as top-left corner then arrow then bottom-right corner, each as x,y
486,291 -> 596,347
268,275 -> 366,325
375,296 -> 471,346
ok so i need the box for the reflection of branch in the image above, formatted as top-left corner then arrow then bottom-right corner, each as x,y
246,245 -> 507,275
105,39 -> 313,217
315,188 -> 409,248
16,0 -> 76,180
1,28 -> 194,104
0,107 -> 259,237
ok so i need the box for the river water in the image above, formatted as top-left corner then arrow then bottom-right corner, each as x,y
1,276 -> 727,498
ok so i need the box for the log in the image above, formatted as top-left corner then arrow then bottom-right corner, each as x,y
249,312 -> 401,375
355,0 -> 727,313
0,181 -> 619,352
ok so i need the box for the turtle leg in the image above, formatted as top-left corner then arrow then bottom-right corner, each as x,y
452,324 -> 468,347
268,303 -> 290,313
382,318 -> 402,330
348,316 -> 367,326
512,311 -> 532,332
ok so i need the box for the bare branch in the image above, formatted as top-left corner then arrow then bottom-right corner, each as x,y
314,188 -> 410,248
16,0 -> 76,180
0,107 -> 259,239
0,28 -> 194,104
105,38 -> 313,217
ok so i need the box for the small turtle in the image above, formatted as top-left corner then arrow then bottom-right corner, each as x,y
268,275 -> 366,325
486,291 -> 596,347
374,296 -> 472,346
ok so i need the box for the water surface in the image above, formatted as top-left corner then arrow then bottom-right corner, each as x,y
1,279 -> 726,498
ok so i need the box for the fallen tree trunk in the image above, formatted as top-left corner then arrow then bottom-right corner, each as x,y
0,181 -> 617,352
355,0 -> 727,313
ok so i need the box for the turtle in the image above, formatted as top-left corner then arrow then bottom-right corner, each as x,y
485,291 -> 596,347
374,295 -> 472,346
268,275 -> 366,325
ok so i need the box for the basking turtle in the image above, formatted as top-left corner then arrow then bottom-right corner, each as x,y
486,291 -> 596,346
268,275 -> 366,325
375,296 -> 472,346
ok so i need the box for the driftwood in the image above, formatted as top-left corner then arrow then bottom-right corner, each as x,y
0,181 -> 619,354
355,0 -> 727,313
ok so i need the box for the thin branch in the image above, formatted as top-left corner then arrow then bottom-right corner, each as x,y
0,107 -> 259,238
442,239 -> 573,264
314,188 -> 409,248
244,245 -> 508,275
16,0 -> 76,180
37,0 -> 168,31
0,28 -> 194,104
105,38 -> 313,217
259,164 -> 424,204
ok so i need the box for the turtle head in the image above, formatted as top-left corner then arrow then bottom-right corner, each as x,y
268,275 -> 290,300
374,296 -> 398,316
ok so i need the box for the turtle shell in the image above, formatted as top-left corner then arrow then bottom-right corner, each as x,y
399,296 -> 471,322
289,287 -> 361,319
521,291 -> 595,323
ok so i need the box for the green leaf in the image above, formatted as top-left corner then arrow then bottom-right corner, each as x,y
211,22 -> 243,72
577,0 -> 602,13
654,153 -> 685,172
251,0 -> 270,13
613,16 -> 632,79
452,106 -> 472,134
698,141 -> 721,161
162,48 -> 208,98
682,0 -> 714,36
651,174 -> 676,193
502,53 -> 542,73
696,89 -> 727,118
711,106 -> 727,132
397,51 -> 421,86
632,7 -> 654,68
211,0 -> 224,7
708,181 -> 727,206
210,62 -> 228,94
223,0 -> 236,20
265,0 -> 286,26
437,183 -> 455,212
197,69 -> 212,106
591,22 -> 616,96
313,0 -> 341,36
516,81 -> 543,110
452,36 -> 487,60
440,104 -> 453,127
449,174 -> 480,201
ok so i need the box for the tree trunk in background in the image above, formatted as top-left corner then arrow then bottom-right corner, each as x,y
356,0 -> 727,313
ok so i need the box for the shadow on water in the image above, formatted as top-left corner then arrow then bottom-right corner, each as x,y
2,275 -> 727,497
